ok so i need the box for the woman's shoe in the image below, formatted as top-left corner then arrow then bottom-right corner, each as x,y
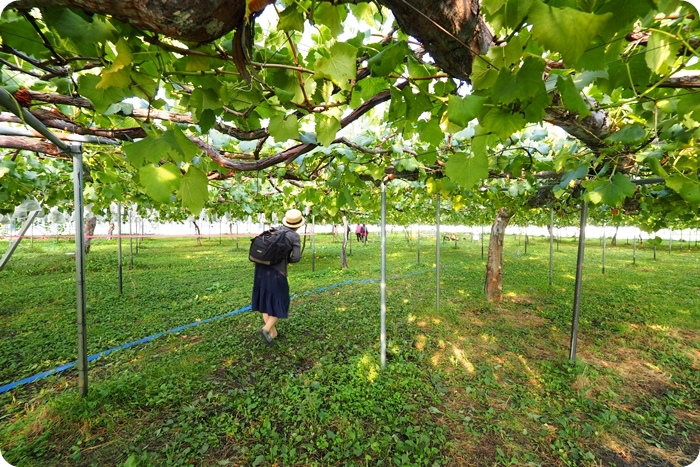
260,328 -> 273,344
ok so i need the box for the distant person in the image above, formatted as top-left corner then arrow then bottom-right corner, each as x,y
252,209 -> 304,343
361,224 -> 368,243
356,224 -> 363,241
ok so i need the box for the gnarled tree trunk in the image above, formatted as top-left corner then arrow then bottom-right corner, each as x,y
13,0 -> 246,43
611,225 -> 619,246
84,216 -> 96,254
192,220 -> 202,246
484,208 -> 514,302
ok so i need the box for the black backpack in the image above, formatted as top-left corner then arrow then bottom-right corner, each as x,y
249,228 -> 290,265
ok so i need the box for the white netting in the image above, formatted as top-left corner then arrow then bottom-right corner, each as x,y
12,199 -> 44,219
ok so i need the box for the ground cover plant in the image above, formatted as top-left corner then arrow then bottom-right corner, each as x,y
0,231 -> 698,466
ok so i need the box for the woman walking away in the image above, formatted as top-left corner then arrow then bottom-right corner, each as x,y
252,209 -> 304,343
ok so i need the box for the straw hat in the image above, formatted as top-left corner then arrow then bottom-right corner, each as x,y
282,209 -> 305,229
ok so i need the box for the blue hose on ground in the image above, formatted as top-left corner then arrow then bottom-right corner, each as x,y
0,268 -> 435,394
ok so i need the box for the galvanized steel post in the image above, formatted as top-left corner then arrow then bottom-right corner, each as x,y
569,201 -> 588,362
380,183 -> 387,368
72,145 -> 88,396
436,193 -> 441,314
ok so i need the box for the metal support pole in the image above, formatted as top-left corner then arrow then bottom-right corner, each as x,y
436,193 -> 441,314
0,210 -> 40,271
680,229 -> 683,252
236,222 -> 239,250
602,223 -> 606,274
669,229 -> 672,254
380,183 -> 387,368
129,210 -> 134,268
417,224 -> 421,265
72,146 -> 88,397
549,207 -> 554,286
117,203 -> 123,295
633,235 -> 637,264
569,201 -> 588,362
311,215 -> 316,272
481,224 -> 485,260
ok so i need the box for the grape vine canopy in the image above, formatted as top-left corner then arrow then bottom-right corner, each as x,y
0,0 -> 698,235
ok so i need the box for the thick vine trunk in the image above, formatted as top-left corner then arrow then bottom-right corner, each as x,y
484,208 -> 514,302
13,0 -> 246,43
379,0 -> 494,80
192,220 -> 201,246
84,216 -> 96,254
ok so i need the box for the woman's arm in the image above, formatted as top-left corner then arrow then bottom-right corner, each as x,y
289,231 -> 302,263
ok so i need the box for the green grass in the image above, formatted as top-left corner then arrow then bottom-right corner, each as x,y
0,232 -> 698,466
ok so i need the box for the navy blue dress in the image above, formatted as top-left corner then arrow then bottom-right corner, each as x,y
251,225 -> 301,319
252,264 -> 291,318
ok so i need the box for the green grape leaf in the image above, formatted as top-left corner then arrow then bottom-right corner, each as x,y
606,123 -> 646,144
110,37 -> 132,71
646,32 -> 682,76
45,7 -> 115,49
529,0 -> 612,66
556,75 -> 590,118
180,166 -> 209,215
315,42 -> 358,89
278,5 -> 305,32
368,41 -> 409,76
666,176 -> 700,204
269,115 -> 299,142
404,87 -> 433,121
448,95 -> 486,128
584,173 -> 636,206
558,164 -> 589,189
493,56 -> 546,105
481,107 -> 526,139
0,15 -> 51,58
185,54 -> 210,72
471,55 -> 499,91
315,115 -> 341,146
78,74 -> 127,114
445,152 -> 489,188
131,71 -> 158,101
97,66 -> 131,90
123,136 -> 172,167
162,127 -> 200,163
314,3 -> 343,37
190,87 -> 222,112
419,118 -> 446,147
139,163 -> 181,204
197,109 -> 217,133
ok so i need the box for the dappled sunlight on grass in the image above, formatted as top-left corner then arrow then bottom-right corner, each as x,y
449,345 -> 475,374
355,354 -> 379,383
479,333 -> 496,344
517,355 -> 542,389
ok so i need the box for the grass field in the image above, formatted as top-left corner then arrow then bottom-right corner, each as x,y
0,230 -> 698,466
